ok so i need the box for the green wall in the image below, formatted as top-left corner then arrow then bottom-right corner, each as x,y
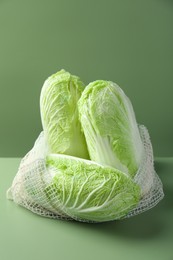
0,0 -> 173,157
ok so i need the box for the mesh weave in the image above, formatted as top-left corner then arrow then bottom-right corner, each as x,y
7,125 -> 164,222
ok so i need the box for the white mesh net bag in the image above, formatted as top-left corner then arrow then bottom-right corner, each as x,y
125,125 -> 164,218
7,125 -> 164,223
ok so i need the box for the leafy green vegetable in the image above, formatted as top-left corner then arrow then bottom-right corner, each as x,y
40,69 -> 89,159
78,80 -> 144,177
7,69 -> 163,223
45,154 -> 141,222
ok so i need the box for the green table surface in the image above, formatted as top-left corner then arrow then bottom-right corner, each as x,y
0,158 -> 173,260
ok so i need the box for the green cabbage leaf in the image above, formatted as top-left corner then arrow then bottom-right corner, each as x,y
40,69 -> 89,159
78,80 -> 144,177
45,154 -> 141,222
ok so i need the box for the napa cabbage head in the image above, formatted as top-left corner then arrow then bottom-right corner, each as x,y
40,69 -> 89,159
78,80 -> 144,177
45,154 -> 141,222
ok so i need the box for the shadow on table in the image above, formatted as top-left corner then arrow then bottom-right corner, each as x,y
73,205 -> 164,241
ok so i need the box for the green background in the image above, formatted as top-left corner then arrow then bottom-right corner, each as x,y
0,0 -> 173,157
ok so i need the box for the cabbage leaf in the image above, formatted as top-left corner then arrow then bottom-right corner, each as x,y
45,154 -> 141,222
78,80 -> 144,177
40,69 -> 89,159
